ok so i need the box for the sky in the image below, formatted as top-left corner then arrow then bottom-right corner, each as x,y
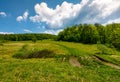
0,0 -> 120,35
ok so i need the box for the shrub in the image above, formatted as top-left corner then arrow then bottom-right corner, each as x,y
97,43 -> 113,55
32,36 -> 37,43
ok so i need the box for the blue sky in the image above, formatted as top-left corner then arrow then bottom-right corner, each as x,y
0,0 -> 120,34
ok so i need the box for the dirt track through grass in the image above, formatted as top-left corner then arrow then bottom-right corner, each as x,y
94,55 -> 120,69
53,42 -> 82,68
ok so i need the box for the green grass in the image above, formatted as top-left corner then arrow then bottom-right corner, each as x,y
0,40 -> 120,82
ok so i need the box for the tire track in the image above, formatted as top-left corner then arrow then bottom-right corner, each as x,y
94,55 -> 120,69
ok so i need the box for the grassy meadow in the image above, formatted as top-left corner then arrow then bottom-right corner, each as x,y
0,40 -> 120,82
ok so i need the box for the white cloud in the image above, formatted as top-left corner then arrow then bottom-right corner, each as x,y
30,0 -> 120,29
30,1 -> 85,28
0,32 -> 14,34
0,12 -> 7,17
16,11 -> 29,22
24,29 -> 32,33
23,11 -> 29,20
16,16 -> 23,22
88,0 -> 120,19
44,29 -> 63,35
70,0 -> 120,25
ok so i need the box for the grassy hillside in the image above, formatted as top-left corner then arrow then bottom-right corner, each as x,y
0,40 -> 120,82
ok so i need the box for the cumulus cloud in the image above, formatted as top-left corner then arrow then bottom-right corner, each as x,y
30,0 -> 120,29
44,29 -> 63,35
0,32 -> 14,34
78,0 -> 120,24
16,16 -> 23,22
16,11 -> 29,22
24,29 -> 32,33
30,1 -> 84,28
0,12 -> 7,17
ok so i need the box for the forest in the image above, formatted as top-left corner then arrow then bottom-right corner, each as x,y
0,33 -> 56,41
57,23 -> 120,49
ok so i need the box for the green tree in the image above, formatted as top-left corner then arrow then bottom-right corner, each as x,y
95,23 -> 105,44
81,24 -> 99,44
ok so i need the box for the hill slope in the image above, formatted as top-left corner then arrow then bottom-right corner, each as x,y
0,40 -> 120,82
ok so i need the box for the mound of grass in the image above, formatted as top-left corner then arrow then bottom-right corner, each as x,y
13,44 -> 55,59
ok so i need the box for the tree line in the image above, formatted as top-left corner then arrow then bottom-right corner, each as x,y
0,23 -> 120,49
0,33 -> 56,42
57,23 -> 120,49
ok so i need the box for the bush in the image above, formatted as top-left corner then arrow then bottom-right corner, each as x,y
32,36 -> 37,43
112,41 -> 120,50
97,43 -> 113,55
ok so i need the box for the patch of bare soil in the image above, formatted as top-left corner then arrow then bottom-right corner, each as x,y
69,56 -> 82,68
94,55 -> 120,69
